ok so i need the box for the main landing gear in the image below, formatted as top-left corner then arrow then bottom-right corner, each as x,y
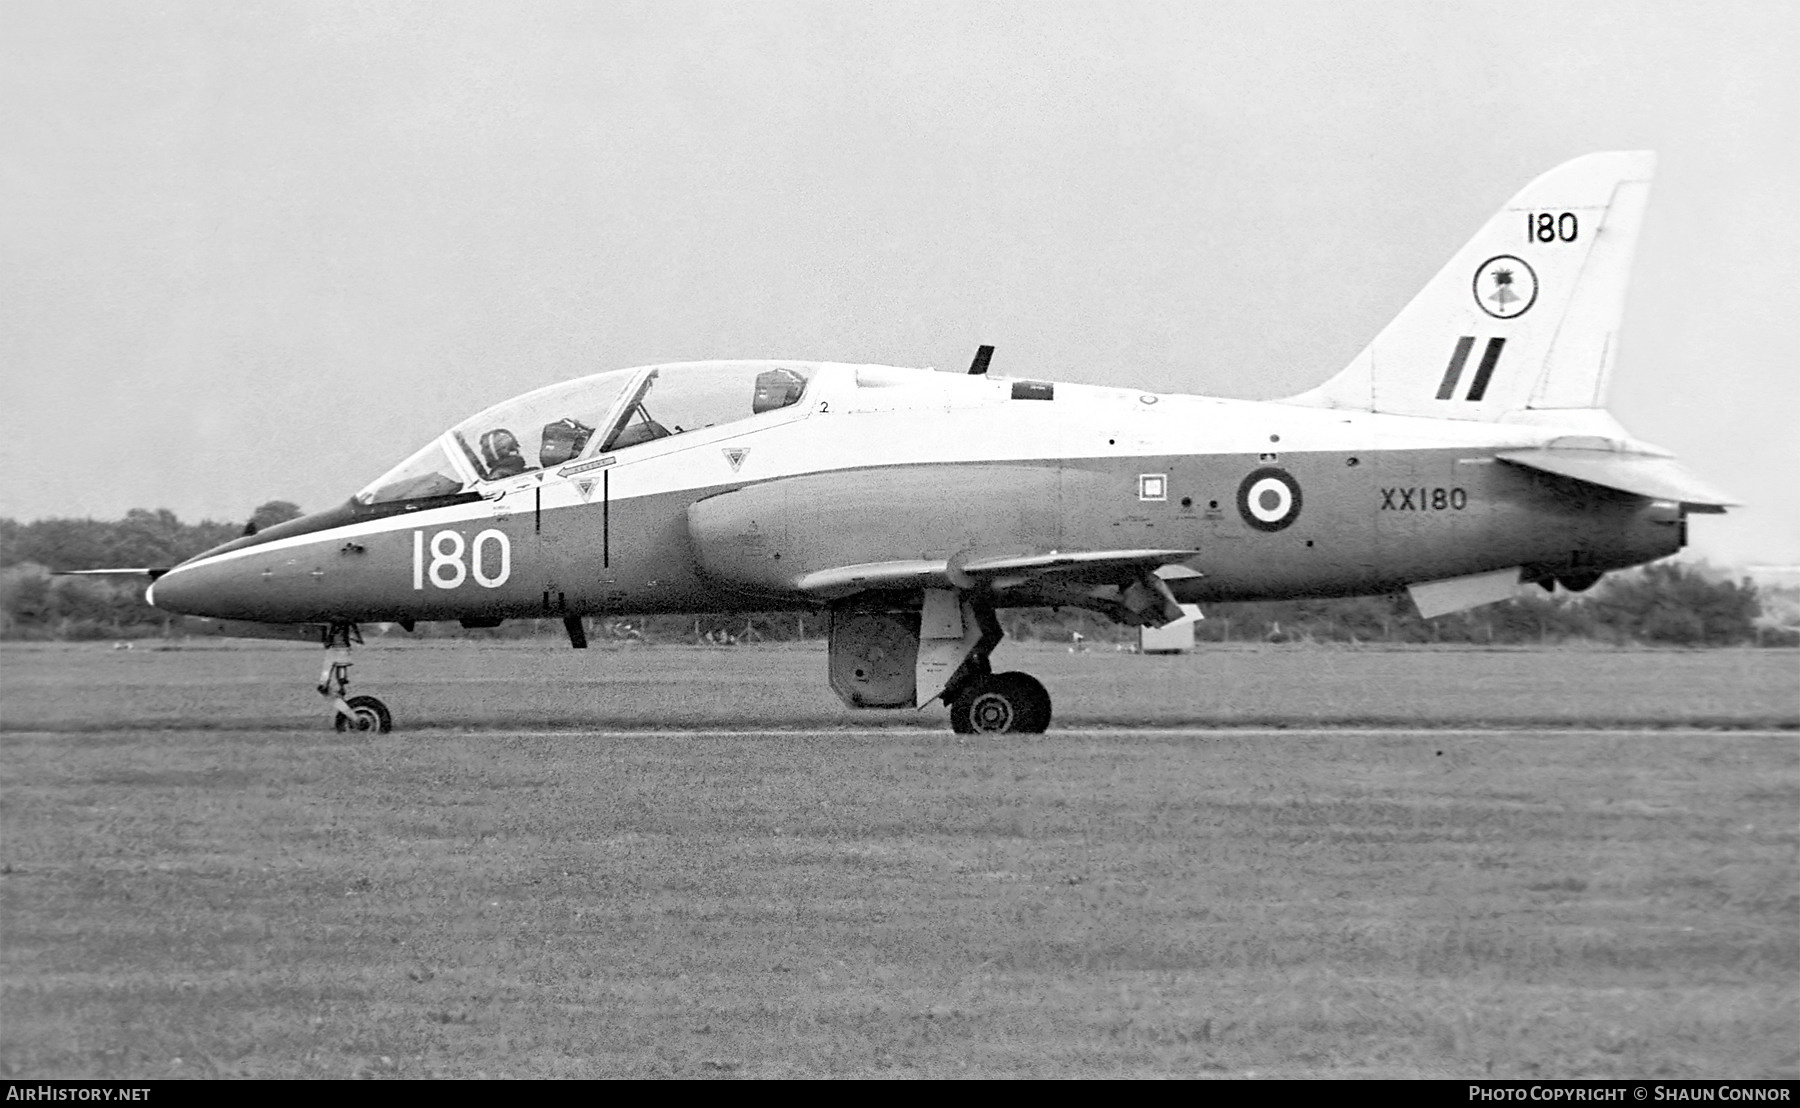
318,622 -> 392,733
927,601 -> 1051,736
928,597 -> 1051,737
948,670 -> 1052,735
829,595 -> 1055,735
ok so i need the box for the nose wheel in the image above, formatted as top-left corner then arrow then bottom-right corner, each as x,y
949,671 -> 1052,735
318,623 -> 393,733
333,694 -> 392,733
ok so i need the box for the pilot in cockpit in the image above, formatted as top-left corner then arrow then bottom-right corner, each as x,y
479,428 -> 529,479
753,367 -> 806,414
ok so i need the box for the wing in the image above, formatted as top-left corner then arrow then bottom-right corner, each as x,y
794,548 -> 1201,626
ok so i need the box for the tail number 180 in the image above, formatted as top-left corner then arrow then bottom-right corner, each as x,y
413,529 -> 511,589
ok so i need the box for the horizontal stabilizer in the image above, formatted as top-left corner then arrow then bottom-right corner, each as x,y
1495,448 -> 1738,510
53,567 -> 172,579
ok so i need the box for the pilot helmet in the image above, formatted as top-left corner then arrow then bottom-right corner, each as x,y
539,418 -> 593,467
752,368 -> 805,414
480,429 -> 521,465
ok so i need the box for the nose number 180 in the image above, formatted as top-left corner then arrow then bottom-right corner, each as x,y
412,529 -> 511,590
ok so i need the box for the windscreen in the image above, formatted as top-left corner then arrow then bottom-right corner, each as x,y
354,439 -> 467,505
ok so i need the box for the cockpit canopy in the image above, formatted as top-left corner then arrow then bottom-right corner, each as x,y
354,362 -> 811,506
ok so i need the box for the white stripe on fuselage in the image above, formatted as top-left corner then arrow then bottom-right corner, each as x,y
166,362 -> 1584,574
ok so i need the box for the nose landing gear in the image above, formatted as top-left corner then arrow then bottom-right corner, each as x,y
318,623 -> 392,733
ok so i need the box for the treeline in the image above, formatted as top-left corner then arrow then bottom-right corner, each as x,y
0,504 -> 299,640
1,509 -> 1793,646
0,503 -> 302,572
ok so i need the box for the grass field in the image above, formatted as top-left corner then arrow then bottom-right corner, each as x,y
1,643 -> 1796,1077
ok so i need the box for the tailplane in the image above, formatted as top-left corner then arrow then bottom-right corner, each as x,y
1286,151 -> 1656,420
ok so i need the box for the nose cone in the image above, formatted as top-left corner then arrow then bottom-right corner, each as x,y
146,561 -> 212,617
147,556 -> 262,620
148,500 -> 371,621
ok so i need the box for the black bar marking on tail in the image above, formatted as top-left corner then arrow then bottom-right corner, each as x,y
1435,336 -> 1475,400
1466,337 -> 1507,401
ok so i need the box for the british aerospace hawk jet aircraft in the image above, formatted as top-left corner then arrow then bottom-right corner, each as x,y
135,151 -> 1734,734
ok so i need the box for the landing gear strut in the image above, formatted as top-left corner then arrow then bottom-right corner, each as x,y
318,622 -> 392,733
932,604 -> 1051,735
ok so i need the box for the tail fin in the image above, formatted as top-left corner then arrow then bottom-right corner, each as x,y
1286,151 -> 1655,420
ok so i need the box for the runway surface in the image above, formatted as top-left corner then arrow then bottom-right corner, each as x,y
463,725 -> 1796,739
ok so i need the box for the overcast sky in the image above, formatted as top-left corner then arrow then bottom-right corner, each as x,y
3,0 -> 1795,568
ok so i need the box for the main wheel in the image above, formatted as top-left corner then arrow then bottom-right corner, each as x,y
949,672 -> 1052,735
1000,672 -> 1052,734
334,694 -> 393,734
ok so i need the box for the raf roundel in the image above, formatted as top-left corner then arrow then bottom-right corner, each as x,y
1236,467 -> 1303,532
1473,255 -> 1538,319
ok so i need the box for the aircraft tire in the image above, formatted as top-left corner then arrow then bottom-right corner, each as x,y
334,694 -> 393,734
948,692 -> 977,735
1002,672 -> 1052,734
949,673 -> 1051,735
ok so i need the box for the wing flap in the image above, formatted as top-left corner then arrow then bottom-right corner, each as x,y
1495,449 -> 1737,510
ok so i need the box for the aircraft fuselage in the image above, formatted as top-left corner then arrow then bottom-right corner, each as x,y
149,367 -> 1681,626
